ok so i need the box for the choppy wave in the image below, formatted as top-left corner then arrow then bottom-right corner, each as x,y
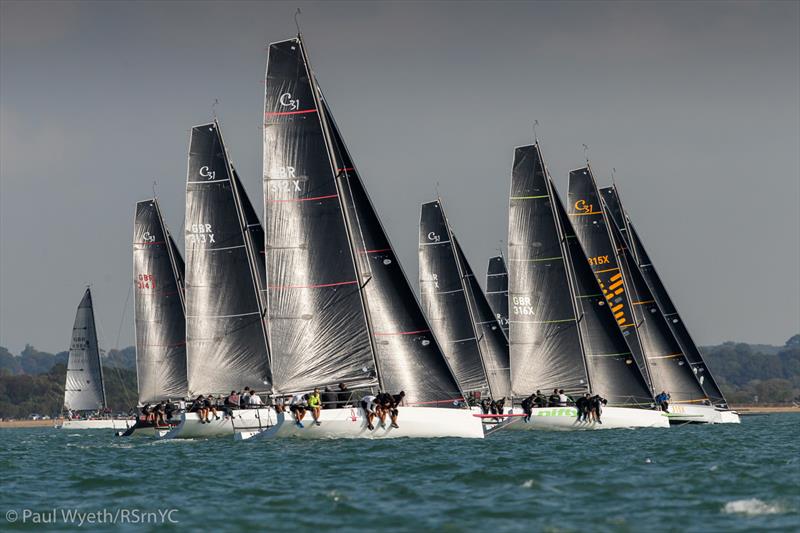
723,498 -> 785,516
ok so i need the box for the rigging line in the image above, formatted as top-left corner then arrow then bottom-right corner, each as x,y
111,281 -> 134,405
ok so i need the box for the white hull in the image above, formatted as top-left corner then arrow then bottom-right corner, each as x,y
666,404 -> 741,424
55,418 -> 134,430
158,412 -> 235,439
505,406 -> 669,431
235,406 -> 484,440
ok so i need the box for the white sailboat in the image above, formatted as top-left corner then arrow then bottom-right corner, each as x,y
237,34 -> 483,440
506,143 -> 668,430
56,288 -> 134,430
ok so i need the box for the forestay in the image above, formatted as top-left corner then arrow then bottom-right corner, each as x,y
486,255 -> 510,336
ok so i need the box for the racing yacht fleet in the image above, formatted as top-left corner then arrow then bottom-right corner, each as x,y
64,30 -> 740,438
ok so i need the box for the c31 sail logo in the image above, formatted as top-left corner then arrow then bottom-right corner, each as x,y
142,232 -> 156,243
279,92 -> 300,110
574,199 -> 598,214
199,166 -> 216,181
427,231 -> 441,243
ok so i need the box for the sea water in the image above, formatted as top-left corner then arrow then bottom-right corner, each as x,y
1,414 -> 798,532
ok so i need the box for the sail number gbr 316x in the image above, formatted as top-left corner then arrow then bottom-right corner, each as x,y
511,296 -> 535,316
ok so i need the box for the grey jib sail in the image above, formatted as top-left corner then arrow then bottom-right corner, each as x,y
64,288 -> 106,411
567,166 -> 649,385
600,185 -> 728,407
263,37 -> 375,394
185,121 -> 271,395
552,188 -> 653,407
507,144 -> 588,397
320,99 -> 463,406
133,198 -> 188,403
453,237 -> 511,399
419,201 -> 491,395
486,256 -> 509,336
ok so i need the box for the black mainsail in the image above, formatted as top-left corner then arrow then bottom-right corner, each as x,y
419,201 -> 491,395
567,166 -> 649,385
263,37 -> 376,394
508,144 -> 588,397
321,100 -> 463,405
133,198 -> 188,403
600,185 -> 728,406
552,189 -> 653,406
453,237 -> 511,399
185,121 -> 271,395
64,288 -> 107,411
569,167 -> 707,403
486,255 -> 509,336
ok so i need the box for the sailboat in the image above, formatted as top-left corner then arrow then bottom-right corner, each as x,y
419,199 -> 511,401
56,288 -> 133,430
161,120 -> 274,439
506,144 -> 667,430
486,255 -> 510,337
236,34 -> 483,440
568,166 -> 723,424
599,185 -> 740,424
121,198 -> 189,436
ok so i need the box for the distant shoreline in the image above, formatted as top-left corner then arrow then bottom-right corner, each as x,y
1,405 -> 797,429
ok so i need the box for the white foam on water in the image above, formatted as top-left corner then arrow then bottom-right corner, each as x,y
722,498 -> 783,516
521,479 -> 534,488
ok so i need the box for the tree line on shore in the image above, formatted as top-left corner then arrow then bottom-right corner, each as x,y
0,336 -> 798,419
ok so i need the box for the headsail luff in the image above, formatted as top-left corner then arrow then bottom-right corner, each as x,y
263,37 -> 376,394
133,198 -> 188,403
419,200 -> 491,396
452,237 -> 511,399
507,144 -> 589,397
551,188 -> 654,407
566,166 -> 650,387
486,255 -> 509,337
64,288 -> 107,411
320,99 -> 463,406
600,185 -> 728,407
185,121 -> 272,395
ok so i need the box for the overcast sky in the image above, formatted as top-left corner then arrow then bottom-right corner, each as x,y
1,1 -> 798,354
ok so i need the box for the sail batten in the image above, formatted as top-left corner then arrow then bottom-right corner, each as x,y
133,199 -> 188,403
64,288 -> 106,411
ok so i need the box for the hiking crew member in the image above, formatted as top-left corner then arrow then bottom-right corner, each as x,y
521,394 -> 534,422
154,401 -> 166,425
204,395 -> 220,421
360,394 -> 378,430
548,389 -> 560,407
337,383 -> 349,408
496,397 -> 506,415
389,391 -> 405,429
575,393 -> 590,422
241,387 -> 251,408
308,388 -> 322,426
248,392 -> 264,407
480,398 -> 491,415
656,391 -> 670,413
274,395 -> 286,413
534,390 -> 547,408
321,386 -> 338,408
558,389 -> 568,407
290,393 -> 308,428
376,392 -> 392,428
590,394 -> 607,423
